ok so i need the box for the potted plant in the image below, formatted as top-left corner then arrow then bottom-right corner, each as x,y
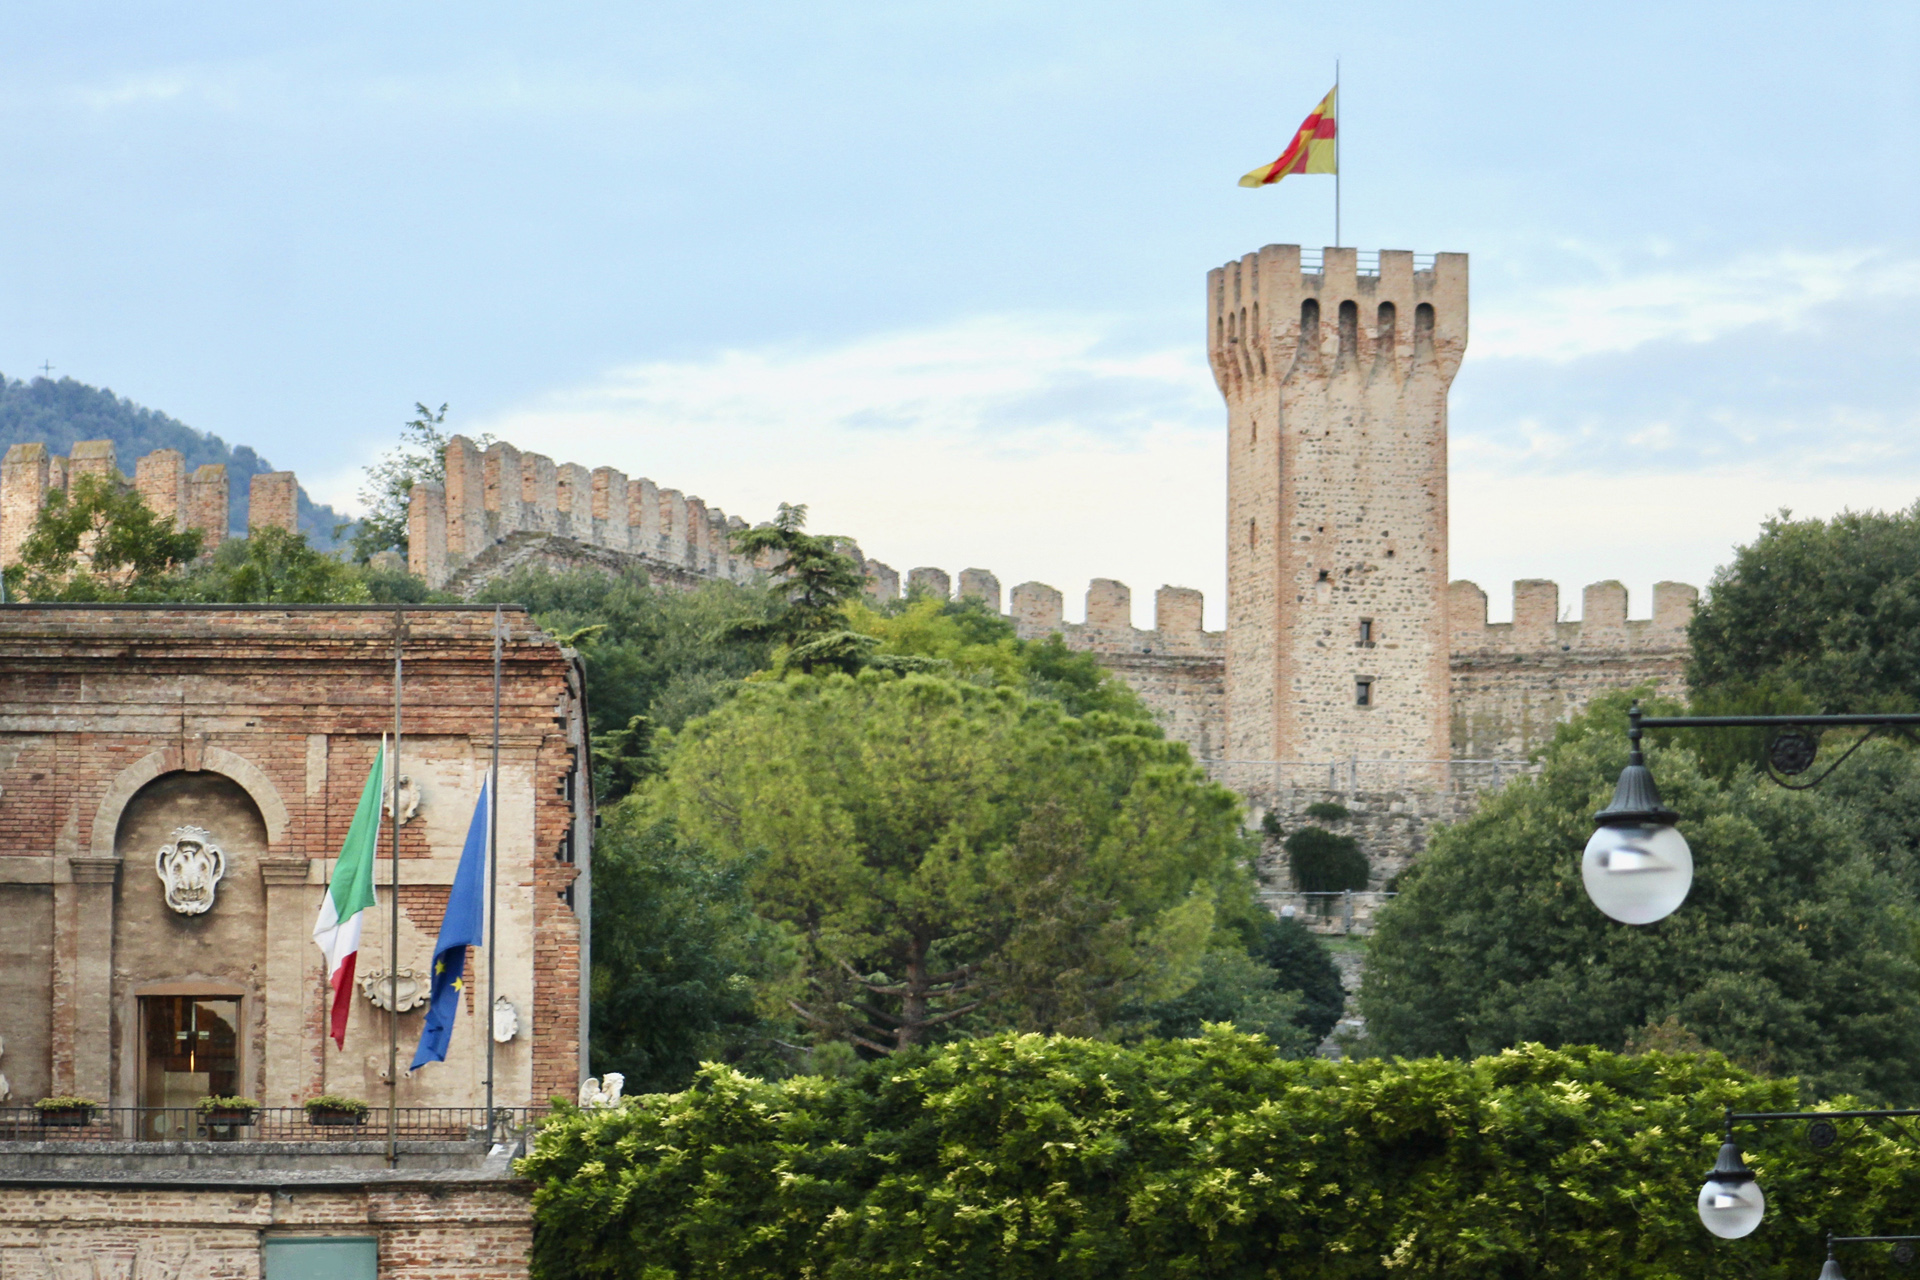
34,1096 -> 99,1127
197,1096 -> 259,1129
303,1094 -> 370,1127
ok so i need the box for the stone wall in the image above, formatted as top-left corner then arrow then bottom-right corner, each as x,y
2,441 -> 241,568
1449,577 -> 1696,758
408,436 -> 769,591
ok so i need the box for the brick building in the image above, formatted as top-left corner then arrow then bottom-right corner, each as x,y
0,604 -> 590,1277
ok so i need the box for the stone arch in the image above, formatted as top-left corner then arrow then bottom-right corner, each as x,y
90,746 -> 292,857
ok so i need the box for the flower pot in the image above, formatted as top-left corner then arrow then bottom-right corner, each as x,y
307,1109 -> 367,1127
203,1109 -> 256,1127
37,1107 -> 94,1128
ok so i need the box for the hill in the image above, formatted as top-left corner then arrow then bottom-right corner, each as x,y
0,373 -> 354,546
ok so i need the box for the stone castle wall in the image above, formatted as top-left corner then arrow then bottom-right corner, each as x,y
2,440 -> 274,567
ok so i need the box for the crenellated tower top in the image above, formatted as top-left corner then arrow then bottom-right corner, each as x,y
1207,246 -> 1467,401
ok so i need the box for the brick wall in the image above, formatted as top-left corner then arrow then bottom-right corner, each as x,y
0,606 -> 588,1112
0,1180 -> 533,1278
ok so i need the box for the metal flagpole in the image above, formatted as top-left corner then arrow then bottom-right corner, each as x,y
485,607 -> 503,1138
1334,59 -> 1341,248
387,609 -> 407,1167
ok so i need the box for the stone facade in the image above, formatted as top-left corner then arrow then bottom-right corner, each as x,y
0,606 -> 589,1110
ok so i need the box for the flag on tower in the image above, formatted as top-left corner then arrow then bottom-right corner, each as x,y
1239,86 -> 1338,187
411,774 -> 489,1069
314,739 -> 386,1049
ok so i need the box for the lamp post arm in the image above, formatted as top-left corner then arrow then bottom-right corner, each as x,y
1830,1236 -> 1920,1245
1730,1109 -> 1920,1122
1639,713 -> 1920,730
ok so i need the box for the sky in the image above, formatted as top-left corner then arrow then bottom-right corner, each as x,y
2,1 -> 1916,627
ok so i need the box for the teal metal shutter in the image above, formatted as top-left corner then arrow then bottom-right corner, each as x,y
264,1237 -> 378,1279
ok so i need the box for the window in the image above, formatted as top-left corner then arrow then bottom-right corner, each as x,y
264,1238 -> 377,1280
1355,679 -> 1374,707
140,995 -> 240,1140
1358,619 -> 1374,647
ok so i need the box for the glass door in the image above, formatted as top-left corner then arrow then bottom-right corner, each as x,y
139,995 -> 240,1139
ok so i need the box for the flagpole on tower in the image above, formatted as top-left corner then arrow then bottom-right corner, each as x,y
1333,59 -> 1341,248
387,609 -> 408,1168
486,607 -> 503,1136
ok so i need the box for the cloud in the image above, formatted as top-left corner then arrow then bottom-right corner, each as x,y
441,315 -> 1233,627
306,250 -> 1920,632
1473,248 -> 1920,362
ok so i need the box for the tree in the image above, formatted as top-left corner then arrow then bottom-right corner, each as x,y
348,401 -> 485,562
1689,503 -> 1920,712
588,806 -> 797,1091
469,563 -> 779,737
725,503 -> 870,670
1359,690 -> 1920,1102
656,669 -> 1248,1052
5,473 -> 202,600
176,527 -> 372,603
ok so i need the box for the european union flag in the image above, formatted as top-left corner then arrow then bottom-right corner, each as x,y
411,776 -> 488,1070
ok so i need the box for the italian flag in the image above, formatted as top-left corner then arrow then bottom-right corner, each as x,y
314,740 -> 386,1049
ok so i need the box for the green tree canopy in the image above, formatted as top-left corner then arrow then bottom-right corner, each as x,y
588,807 -> 798,1090
654,669 -> 1250,1050
1359,691 -> 1920,1102
1689,503 -> 1920,711
520,1033 -> 1920,1280
5,473 -> 202,600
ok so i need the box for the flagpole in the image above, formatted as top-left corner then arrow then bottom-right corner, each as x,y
1334,59 -> 1341,249
486,607 -> 503,1138
387,609 -> 407,1168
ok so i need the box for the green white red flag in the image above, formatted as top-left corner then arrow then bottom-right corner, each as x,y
314,740 -> 386,1048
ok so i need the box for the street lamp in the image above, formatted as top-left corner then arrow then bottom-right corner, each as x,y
1697,1134 -> 1763,1239
1585,709 -> 1690,924
1816,1234 -> 1920,1280
1587,705 -> 1920,924
1697,1107 -> 1920,1239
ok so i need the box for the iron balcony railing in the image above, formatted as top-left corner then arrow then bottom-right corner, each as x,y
0,1105 -> 548,1144
1198,757 -> 1533,794
1296,250 -> 1441,275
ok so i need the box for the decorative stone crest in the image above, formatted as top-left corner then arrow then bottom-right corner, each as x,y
492,995 -> 519,1043
154,825 -> 225,915
358,966 -> 430,1013
382,774 -> 422,826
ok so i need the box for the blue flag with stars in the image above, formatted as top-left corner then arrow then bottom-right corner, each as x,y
411,775 -> 488,1070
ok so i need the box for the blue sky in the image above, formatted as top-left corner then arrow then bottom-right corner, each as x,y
3,2 -> 1916,625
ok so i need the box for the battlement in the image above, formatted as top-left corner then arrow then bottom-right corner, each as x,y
0,441 -> 279,569
1448,578 -> 1698,654
408,436 -> 780,590
866,567 -> 1223,657
1207,244 -> 1468,400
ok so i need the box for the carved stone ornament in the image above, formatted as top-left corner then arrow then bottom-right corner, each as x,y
358,966 -> 430,1013
155,825 -> 226,915
579,1073 -> 624,1109
492,995 -> 519,1043
382,774 -> 422,826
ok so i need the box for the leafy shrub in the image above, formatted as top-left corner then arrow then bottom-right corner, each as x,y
303,1095 -> 369,1116
519,1031 -> 1920,1280
196,1095 -> 258,1113
1304,800 -> 1351,822
33,1096 -> 98,1111
1284,825 -> 1369,893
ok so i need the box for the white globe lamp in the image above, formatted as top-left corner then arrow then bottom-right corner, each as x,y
1696,1139 -> 1765,1239
1585,731 -> 1691,925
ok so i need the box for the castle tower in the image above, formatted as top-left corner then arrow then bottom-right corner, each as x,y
1210,246 -> 1468,767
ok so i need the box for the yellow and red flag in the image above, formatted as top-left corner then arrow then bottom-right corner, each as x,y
1239,86 -> 1338,188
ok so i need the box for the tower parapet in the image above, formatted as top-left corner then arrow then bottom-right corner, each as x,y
1212,245 -> 1468,767
0,442 -> 257,568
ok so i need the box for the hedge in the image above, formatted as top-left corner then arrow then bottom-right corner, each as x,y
519,1029 -> 1920,1280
